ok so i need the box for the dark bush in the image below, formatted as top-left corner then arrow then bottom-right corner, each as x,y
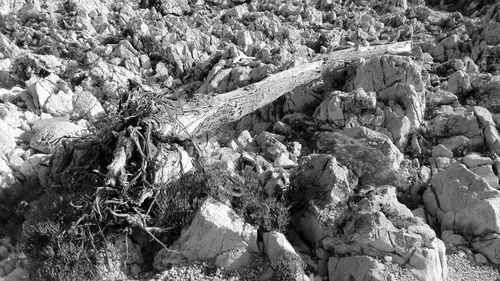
272,252 -> 306,281
154,166 -> 291,237
22,193 -> 101,281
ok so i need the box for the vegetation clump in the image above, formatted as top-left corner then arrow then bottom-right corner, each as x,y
272,252 -> 306,281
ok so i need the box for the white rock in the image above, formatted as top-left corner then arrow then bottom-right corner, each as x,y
153,197 -> 258,270
72,90 -> 105,121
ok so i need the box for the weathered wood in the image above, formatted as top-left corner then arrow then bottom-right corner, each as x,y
159,41 -> 413,139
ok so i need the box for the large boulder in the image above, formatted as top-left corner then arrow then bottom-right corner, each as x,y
426,106 -> 481,139
153,197 -> 259,270
313,89 -> 377,125
471,233 -> 500,264
378,83 -> 425,129
328,256 -> 387,281
293,154 -> 351,206
322,186 -> 447,281
313,126 -> 403,187
427,163 -> 500,236
30,121 -> 84,153
347,55 -> 424,93
482,21 -> 500,45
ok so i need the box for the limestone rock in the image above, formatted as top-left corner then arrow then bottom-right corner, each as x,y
30,121 -> 83,153
72,90 -> 105,121
0,33 -> 22,59
0,267 -> 30,281
321,186 -> 447,281
378,83 -> 425,129
471,233 -> 500,264
447,70 -> 471,95
426,89 -> 458,107
153,144 -> 193,184
482,21 -> 500,45
153,197 -> 258,270
348,55 -> 424,93
429,163 -> 500,236
314,127 -> 403,187
328,256 -> 387,281
314,89 -> 376,124
462,153 -> 493,168
293,154 -> 350,206
427,106 -> 481,138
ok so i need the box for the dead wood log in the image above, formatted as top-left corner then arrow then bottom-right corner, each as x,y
105,41 -> 412,186
158,41 -> 413,139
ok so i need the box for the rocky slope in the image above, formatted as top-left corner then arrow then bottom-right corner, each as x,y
0,0 -> 500,280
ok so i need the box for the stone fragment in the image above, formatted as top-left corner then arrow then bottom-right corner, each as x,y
314,127 -> 403,187
293,154 -> 350,206
429,163 -> 500,236
482,21 -> 500,45
471,233 -> 500,264
348,55 -> 424,93
30,122 -> 83,153
462,153 -> 493,168
447,70 -> 471,95
153,197 -> 258,270
72,90 -> 105,121
328,256 -> 387,281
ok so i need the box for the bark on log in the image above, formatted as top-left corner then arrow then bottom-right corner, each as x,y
105,41 -> 412,186
159,41 -> 413,139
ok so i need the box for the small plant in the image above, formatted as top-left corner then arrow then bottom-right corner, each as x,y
272,252 -> 306,281
154,166 -> 291,237
21,193 -> 101,281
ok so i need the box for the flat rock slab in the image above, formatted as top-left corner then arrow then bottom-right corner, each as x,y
30,121 -> 83,153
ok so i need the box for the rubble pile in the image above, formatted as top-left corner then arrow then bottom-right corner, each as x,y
1,0 -> 500,280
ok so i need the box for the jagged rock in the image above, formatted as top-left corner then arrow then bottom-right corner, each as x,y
283,86 -> 322,114
293,154 -> 350,206
156,0 -> 191,15
226,5 -> 248,18
153,144 -> 193,184
314,127 -> 403,187
0,33 -> 22,59
18,154 -> 51,186
427,106 -> 481,138
72,89 -> 105,121
322,186 -> 447,281
262,231 -> 307,280
427,89 -> 458,107
348,55 -> 424,93
0,267 -> 30,281
471,233 -> 500,264
475,76 -> 500,111
153,197 -> 258,270
470,164 -> 499,189
328,256 -> 387,281
25,73 -> 61,112
482,21 -> 500,45
44,90 -> 73,117
254,131 -> 289,162
441,230 -> 467,247
428,163 -> 500,236
432,144 -> 453,158
0,120 -> 16,150
378,84 -> 425,129
474,106 -> 500,155
462,153 -> 493,168
29,121 -> 84,153
447,70 -> 471,95
314,89 -> 376,124
0,155 -> 15,190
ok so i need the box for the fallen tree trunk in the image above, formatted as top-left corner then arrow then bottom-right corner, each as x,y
104,41 -> 413,186
158,41 -> 413,139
